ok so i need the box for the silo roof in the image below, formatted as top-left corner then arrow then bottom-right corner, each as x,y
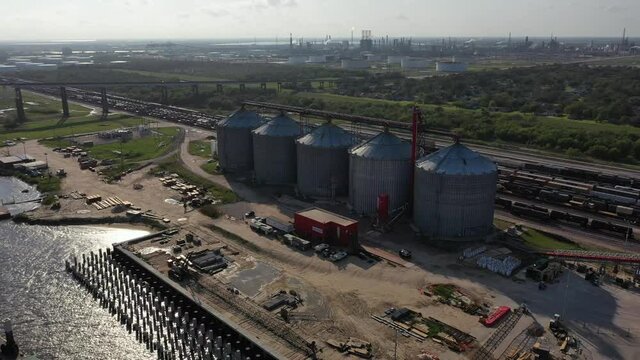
218,108 -> 264,129
253,113 -> 301,137
416,143 -> 496,175
296,123 -> 354,148
350,131 -> 411,160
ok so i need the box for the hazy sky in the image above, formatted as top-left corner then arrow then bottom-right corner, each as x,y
1,0 -> 636,41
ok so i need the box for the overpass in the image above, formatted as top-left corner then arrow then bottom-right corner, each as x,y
2,77 -> 337,121
0,79 -> 335,87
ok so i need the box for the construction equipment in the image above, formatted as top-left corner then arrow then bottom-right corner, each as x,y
325,338 -> 372,359
549,314 -> 568,340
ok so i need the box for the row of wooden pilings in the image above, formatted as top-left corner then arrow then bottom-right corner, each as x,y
65,248 -> 268,360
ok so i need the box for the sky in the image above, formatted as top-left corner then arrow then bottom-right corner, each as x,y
0,0 -> 637,41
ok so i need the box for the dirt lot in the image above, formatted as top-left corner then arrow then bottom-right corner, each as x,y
23,124 -> 640,360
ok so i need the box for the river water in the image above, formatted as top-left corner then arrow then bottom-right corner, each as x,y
0,177 -> 155,359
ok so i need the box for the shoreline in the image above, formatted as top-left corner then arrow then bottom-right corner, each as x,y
12,212 -> 168,230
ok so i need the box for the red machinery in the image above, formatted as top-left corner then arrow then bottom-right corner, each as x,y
480,306 -> 511,327
377,193 -> 389,222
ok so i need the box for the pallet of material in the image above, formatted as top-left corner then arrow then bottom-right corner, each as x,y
347,348 -> 372,359
86,195 -> 102,204
394,322 -> 412,331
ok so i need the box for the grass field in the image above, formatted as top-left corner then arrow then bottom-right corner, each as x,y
88,127 -> 180,163
493,218 -> 514,231
520,228 -> 583,250
495,218 -> 586,250
0,87 -> 89,120
188,140 -> 212,158
113,69 -> 225,82
0,88 -> 148,142
8,171 -> 61,193
200,161 -> 219,175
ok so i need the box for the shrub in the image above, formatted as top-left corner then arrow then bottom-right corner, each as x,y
199,204 -> 221,219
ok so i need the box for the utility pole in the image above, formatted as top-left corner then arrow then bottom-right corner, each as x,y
394,328 -> 398,360
561,269 -> 570,319
624,219 -> 632,247
120,138 -> 125,171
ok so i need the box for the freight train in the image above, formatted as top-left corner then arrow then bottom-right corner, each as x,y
521,162 -> 639,188
498,168 -> 640,222
495,196 -> 635,240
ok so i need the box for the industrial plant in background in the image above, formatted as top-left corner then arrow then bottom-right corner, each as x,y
216,107 -> 264,172
413,140 -> 498,245
252,112 -> 302,185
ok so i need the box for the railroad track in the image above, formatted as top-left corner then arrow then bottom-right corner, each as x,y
472,309 -> 524,360
498,323 -> 542,360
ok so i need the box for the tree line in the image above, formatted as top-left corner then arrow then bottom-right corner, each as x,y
334,64 -> 640,126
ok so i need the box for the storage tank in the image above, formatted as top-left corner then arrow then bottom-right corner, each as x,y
296,122 -> 354,197
401,58 -> 430,69
287,56 -> 308,65
341,59 -> 369,70
414,141 -> 497,243
252,113 -> 302,184
216,108 -> 264,172
349,130 -> 412,215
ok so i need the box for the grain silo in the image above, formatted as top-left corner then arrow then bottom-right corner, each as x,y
216,108 -> 264,172
296,122 -> 354,197
349,130 -> 412,215
252,113 -> 302,184
413,141 -> 497,243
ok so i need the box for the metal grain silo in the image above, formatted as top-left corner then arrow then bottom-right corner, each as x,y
216,108 -> 264,172
349,130 -> 412,215
413,141 -> 497,243
252,113 -> 302,184
296,122 -> 354,197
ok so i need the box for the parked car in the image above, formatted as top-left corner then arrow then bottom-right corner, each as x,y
399,249 -> 412,259
244,211 -> 255,219
314,243 -> 330,253
330,251 -> 348,262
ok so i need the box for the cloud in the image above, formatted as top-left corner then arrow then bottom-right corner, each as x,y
267,0 -> 298,7
605,5 -> 626,13
201,8 -> 230,17
253,0 -> 297,10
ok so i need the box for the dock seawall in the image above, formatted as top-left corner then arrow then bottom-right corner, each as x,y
65,233 -> 285,360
